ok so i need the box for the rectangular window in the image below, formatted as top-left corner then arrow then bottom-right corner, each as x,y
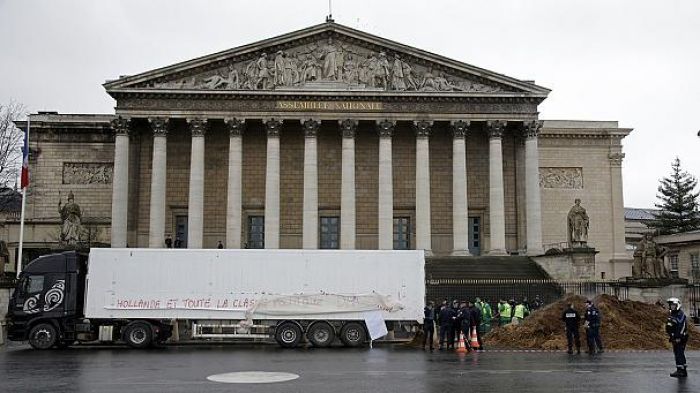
670,255 -> 679,279
469,217 -> 481,255
247,216 -> 265,249
691,254 -> 699,270
393,217 -> 411,250
320,216 -> 340,249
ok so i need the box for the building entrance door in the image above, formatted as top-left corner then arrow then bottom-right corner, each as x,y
175,215 -> 188,248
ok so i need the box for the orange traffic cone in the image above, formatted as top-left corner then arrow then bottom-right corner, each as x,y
456,332 -> 468,353
470,326 -> 480,349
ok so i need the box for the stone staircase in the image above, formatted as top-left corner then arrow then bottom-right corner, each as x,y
425,256 -> 561,304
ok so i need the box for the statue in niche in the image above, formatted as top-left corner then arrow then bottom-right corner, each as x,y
58,191 -> 83,245
633,233 -> 669,279
567,198 -> 589,248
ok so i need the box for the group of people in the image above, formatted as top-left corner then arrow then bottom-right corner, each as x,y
561,300 -> 604,355
422,296 -> 543,351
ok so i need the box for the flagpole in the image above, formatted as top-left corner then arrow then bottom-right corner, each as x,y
16,116 -> 29,279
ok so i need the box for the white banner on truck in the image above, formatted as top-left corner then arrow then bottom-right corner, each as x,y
363,310 -> 388,341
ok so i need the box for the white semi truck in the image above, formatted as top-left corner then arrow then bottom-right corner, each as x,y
6,248 -> 425,349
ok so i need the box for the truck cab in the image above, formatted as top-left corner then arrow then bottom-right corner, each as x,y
7,251 -> 87,349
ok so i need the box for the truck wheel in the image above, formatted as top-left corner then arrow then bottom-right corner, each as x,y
307,322 -> 335,347
29,323 -> 58,350
340,322 -> 366,347
123,322 -> 153,349
275,322 -> 302,348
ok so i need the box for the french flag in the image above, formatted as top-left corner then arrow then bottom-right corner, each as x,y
20,124 -> 29,189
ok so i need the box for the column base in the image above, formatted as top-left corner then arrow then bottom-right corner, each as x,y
450,249 -> 472,257
487,249 -> 509,256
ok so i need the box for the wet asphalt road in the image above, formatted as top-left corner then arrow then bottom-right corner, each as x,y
1,343 -> 699,393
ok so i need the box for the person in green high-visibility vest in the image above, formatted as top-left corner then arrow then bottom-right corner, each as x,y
513,299 -> 530,324
498,299 -> 512,326
475,298 -> 492,334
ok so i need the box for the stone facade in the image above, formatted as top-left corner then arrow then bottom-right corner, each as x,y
1,22 -> 634,279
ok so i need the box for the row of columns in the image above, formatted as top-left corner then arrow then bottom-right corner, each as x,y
110,117 -> 544,255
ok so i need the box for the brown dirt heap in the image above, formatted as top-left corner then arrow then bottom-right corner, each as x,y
486,294 -> 700,350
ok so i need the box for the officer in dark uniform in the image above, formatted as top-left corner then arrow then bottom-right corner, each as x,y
584,300 -> 604,354
457,301 -> 472,350
469,300 -> 484,350
438,301 -> 456,350
666,297 -> 689,378
561,302 -> 581,354
423,301 -> 436,351
450,299 -> 460,349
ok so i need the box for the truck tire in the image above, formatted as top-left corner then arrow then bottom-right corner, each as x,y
275,322 -> 302,348
340,322 -> 366,347
28,323 -> 58,350
123,321 -> 153,349
307,322 -> 335,347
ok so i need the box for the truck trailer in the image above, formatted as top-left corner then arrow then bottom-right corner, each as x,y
6,248 -> 425,349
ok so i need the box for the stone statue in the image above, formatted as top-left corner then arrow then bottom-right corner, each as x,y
567,198 -> 589,248
254,53 -> 270,90
59,191 -> 83,245
633,233 -> 669,279
321,38 -> 341,80
374,52 -> 390,89
391,55 -> 407,91
343,54 -> 359,84
203,65 -> 239,90
274,51 -> 285,86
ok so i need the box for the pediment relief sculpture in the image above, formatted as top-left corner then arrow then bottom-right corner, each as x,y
145,37 -> 505,93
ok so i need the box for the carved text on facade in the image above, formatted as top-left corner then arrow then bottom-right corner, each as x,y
539,167 -> 583,189
62,163 -> 114,185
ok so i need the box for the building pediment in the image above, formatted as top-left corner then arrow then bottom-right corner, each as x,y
104,22 -> 549,98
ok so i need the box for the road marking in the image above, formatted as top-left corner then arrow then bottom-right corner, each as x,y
207,371 -> 299,384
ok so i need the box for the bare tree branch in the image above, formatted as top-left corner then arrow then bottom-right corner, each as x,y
0,101 -> 25,188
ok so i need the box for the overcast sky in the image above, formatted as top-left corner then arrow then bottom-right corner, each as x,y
1,0 -> 698,208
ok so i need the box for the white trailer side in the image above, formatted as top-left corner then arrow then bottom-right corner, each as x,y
85,249 -> 425,323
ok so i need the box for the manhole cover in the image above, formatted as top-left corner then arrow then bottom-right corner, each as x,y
207,371 -> 299,384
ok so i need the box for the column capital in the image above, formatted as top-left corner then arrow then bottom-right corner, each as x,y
225,118 -> 246,137
111,116 -> 131,136
339,119 -> 358,138
609,152 -> 625,166
149,117 -> 169,137
265,118 -> 282,137
487,120 -> 507,138
187,118 -> 207,137
522,120 -> 543,139
413,120 -> 433,138
376,119 -> 395,138
450,120 -> 471,138
303,119 -> 320,137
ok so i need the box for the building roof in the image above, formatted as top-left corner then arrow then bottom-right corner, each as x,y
624,208 -> 659,221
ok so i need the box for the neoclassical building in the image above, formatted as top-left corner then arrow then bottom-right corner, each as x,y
4,22 -> 633,277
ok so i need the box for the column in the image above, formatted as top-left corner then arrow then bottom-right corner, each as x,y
377,120 -> 394,250
523,121 -> 544,255
264,119 -> 281,249
414,120 -> 432,252
487,120 -> 507,255
340,119 -> 357,249
609,151 -> 628,260
225,118 -> 245,248
302,119 -> 319,249
110,116 -> 130,248
148,118 -> 168,248
187,118 -> 206,248
451,120 -> 471,256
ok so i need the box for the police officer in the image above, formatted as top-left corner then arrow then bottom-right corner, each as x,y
438,300 -> 456,350
666,297 -> 689,378
584,300 -> 604,354
469,300 -> 484,350
423,301 -> 436,351
561,302 -> 581,354
450,299 -> 460,349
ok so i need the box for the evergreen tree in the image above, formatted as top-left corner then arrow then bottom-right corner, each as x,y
649,157 -> 700,234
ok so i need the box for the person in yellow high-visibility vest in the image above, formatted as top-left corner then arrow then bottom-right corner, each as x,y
498,300 -> 512,326
513,300 -> 530,324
